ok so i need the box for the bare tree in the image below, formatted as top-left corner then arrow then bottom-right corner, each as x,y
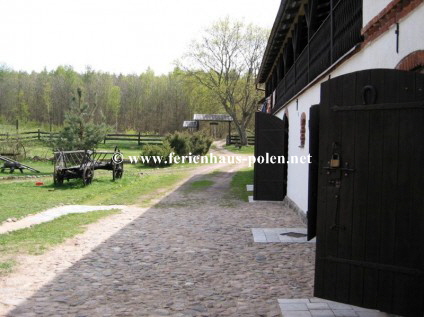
181,17 -> 268,145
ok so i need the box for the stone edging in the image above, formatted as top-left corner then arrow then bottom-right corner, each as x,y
283,196 -> 307,224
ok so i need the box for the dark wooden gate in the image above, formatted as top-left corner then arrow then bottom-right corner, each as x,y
254,112 -> 287,201
313,69 -> 424,316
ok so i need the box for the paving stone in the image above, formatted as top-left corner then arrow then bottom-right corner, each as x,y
307,303 -> 330,310
278,299 -> 390,317
328,303 -> 354,310
263,228 -> 282,242
251,228 -> 267,242
332,309 -> 358,317
281,310 -> 313,317
310,298 -> 333,303
310,310 -> 336,317
355,311 -> 386,317
280,303 -> 309,311
278,299 -> 311,304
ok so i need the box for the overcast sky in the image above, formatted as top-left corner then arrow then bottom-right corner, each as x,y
0,0 -> 280,75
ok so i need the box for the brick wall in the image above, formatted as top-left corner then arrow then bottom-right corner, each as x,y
361,0 -> 423,46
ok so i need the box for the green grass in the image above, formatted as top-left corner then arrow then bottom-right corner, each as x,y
189,179 -> 214,189
0,259 -> 15,275
0,164 -> 189,222
0,210 -> 120,256
230,167 -> 253,201
225,144 -> 254,155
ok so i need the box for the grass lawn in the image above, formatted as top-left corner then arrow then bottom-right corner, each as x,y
0,259 -> 15,275
0,210 -> 120,274
230,167 -> 253,201
0,163 -> 190,223
225,144 -> 255,155
0,209 -> 120,255
1,138 -> 214,222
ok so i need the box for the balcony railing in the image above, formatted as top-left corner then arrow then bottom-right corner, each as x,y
272,0 -> 362,113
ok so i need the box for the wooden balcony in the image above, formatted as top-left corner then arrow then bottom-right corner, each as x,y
272,0 -> 362,112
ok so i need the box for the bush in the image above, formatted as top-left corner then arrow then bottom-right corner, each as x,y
165,132 -> 192,156
190,133 -> 213,156
141,141 -> 173,167
166,131 -> 213,157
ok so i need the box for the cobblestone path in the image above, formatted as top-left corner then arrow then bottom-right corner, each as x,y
5,166 -> 315,317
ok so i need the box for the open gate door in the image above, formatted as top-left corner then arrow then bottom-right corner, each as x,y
253,112 -> 287,201
314,69 -> 424,316
307,105 -> 319,240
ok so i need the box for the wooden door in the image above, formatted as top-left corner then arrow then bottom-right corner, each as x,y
254,112 -> 287,201
313,69 -> 424,316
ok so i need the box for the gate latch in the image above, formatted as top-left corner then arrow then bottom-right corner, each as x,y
328,179 -> 341,188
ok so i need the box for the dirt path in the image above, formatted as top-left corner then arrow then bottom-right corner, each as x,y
0,144 -> 315,317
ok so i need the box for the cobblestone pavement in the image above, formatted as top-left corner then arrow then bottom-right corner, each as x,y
4,166 -> 315,317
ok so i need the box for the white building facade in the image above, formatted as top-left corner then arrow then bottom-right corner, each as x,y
257,0 -> 424,215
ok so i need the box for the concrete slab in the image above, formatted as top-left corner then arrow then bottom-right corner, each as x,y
278,299 -> 390,317
251,228 -> 316,243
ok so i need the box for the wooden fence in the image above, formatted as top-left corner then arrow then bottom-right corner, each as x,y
0,130 -> 164,145
227,135 -> 255,146
104,133 -> 163,145
0,130 -> 57,141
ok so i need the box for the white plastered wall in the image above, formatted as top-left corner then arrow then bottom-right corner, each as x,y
274,3 -> 424,214
363,0 -> 391,26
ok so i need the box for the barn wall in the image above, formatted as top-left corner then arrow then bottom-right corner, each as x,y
273,2 -> 424,215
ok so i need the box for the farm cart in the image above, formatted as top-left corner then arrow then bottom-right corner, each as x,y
93,148 -> 124,181
53,149 -> 123,186
0,155 -> 40,173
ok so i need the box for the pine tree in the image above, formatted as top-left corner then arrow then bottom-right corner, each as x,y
54,88 -> 109,150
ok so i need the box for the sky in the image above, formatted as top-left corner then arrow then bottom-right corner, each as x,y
0,0 -> 281,75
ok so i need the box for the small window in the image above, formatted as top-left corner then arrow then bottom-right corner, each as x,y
300,112 -> 306,148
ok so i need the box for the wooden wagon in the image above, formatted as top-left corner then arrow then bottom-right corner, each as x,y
53,148 -> 123,185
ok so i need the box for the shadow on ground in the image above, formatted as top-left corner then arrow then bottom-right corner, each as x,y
7,169 -> 315,317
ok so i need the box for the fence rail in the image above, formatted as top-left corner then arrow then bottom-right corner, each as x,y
227,135 -> 255,146
0,130 -> 164,145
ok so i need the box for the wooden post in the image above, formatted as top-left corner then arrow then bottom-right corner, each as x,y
16,119 -> 19,133
38,129 -> 41,140
138,132 -> 141,145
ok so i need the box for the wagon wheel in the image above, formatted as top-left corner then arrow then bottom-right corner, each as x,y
53,166 -> 64,186
112,162 -> 124,180
82,167 -> 94,186
53,172 -> 64,185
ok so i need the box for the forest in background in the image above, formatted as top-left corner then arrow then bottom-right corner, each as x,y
0,18 -> 268,142
0,65 -> 228,135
